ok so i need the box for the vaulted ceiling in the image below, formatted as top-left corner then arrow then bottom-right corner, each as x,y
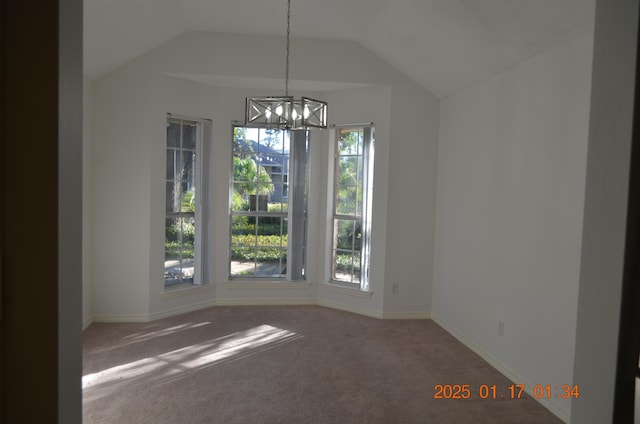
84,0 -> 595,98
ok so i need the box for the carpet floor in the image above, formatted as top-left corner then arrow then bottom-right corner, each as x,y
83,305 -> 564,423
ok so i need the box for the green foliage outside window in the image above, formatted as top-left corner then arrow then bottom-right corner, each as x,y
231,234 -> 287,261
233,157 -> 274,195
335,252 -> 361,272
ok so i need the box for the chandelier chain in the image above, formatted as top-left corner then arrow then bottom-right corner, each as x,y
245,0 -> 326,129
285,0 -> 291,97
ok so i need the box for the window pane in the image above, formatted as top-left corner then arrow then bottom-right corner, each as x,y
249,193 -> 269,211
230,254 -> 256,277
332,250 -> 361,284
270,184 -> 288,210
167,121 -> 180,148
336,186 -> 358,215
257,216 -> 284,239
182,122 -> 197,150
257,154 -> 280,171
231,187 -> 249,212
352,255 -> 361,283
231,197 -> 249,212
164,216 -> 195,286
335,219 -> 355,250
166,149 -> 177,180
231,232 -> 256,248
167,182 -> 196,214
233,157 -> 258,183
231,215 -> 252,234
230,245 -> 255,261
338,157 -> 359,186
255,247 -> 286,277
260,128 -> 284,151
338,130 -> 362,155
356,156 -> 364,183
233,139 -> 252,157
181,187 -> 196,213
333,250 -> 353,281
332,216 -> 362,284
180,150 -> 195,182
166,182 -> 178,213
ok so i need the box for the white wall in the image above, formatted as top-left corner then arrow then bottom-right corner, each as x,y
433,33 -> 594,421
83,75 -> 92,329
91,63 -> 152,320
383,85 -> 439,316
572,0 -> 639,421
90,32 -> 439,321
59,0 -> 83,420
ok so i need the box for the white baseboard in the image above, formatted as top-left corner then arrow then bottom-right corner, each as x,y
317,298 -> 383,319
431,313 -> 570,424
89,300 -> 429,323
91,301 -> 217,323
149,299 -> 217,321
91,314 -> 151,323
215,298 -> 316,306
381,311 -> 431,319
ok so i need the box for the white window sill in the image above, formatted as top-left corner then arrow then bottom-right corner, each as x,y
323,281 -> 373,298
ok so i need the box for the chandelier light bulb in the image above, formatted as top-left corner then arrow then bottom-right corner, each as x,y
303,105 -> 310,119
275,105 -> 283,116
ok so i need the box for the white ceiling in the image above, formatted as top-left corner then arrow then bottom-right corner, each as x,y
84,0 -> 596,98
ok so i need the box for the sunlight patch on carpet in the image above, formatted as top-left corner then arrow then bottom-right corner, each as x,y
123,322 -> 212,342
83,324 -> 300,401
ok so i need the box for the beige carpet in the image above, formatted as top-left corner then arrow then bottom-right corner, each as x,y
83,305 -> 564,423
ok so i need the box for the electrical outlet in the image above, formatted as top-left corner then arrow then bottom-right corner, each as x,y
498,321 -> 504,337
392,283 -> 399,295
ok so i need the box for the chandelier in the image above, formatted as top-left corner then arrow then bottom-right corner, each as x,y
245,0 -> 327,130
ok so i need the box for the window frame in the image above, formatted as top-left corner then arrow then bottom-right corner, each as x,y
164,114 -> 209,289
330,124 -> 374,291
229,124 -> 308,281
